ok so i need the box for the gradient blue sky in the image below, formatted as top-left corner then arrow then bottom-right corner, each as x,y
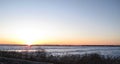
0,0 -> 120,45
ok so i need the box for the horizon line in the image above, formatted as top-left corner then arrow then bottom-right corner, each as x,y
0,44 -> 120,46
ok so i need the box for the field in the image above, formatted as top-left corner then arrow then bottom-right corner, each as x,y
0,50 -> 120,64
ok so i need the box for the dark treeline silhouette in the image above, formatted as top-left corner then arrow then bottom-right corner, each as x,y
0,50 -> 120,64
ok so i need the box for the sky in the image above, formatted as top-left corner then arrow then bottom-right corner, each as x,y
0,0 -> 120,45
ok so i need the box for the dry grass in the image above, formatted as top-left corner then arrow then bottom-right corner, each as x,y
0,50 -> 120,64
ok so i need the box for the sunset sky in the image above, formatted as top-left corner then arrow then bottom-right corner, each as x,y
0,0 -> 120,45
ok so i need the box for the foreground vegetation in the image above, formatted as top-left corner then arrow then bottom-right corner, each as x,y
0,50 -> 120,64
0,57 -> 52,64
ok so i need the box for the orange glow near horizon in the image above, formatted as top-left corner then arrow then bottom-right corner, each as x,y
0,27 -> 120,45
0,37 -> 120,45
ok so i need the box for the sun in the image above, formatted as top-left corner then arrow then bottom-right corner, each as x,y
13,26 -> 53,45
26,42 -> 32,46
14,27 -> 46,45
